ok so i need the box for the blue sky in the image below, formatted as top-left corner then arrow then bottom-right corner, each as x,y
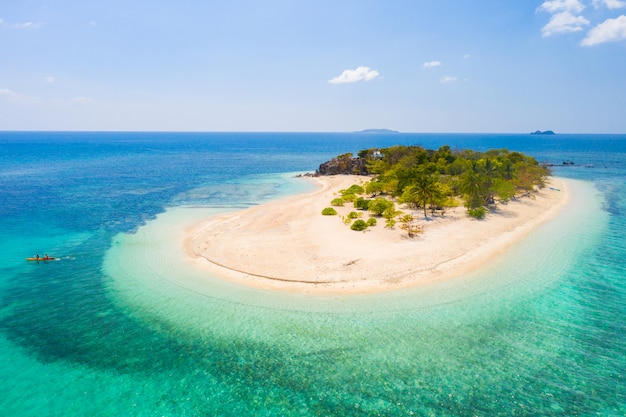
1,1 -> 625,133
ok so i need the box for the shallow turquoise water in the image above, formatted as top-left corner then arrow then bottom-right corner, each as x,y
1,132 -> 624,416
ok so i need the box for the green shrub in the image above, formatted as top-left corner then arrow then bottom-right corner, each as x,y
354,197 -> 370,210
366,217 -> 377,226
365,180 -> 385,196
468,207 -> 487,219
342,193 -> 356,203
342,184 -> 364,196
347,211 -> 359,219
350,219 -> 368,231
368,197 -> 394,216
330,198 -> 345,206
321,207 -> 337,215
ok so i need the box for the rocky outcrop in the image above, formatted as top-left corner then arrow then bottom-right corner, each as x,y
315,154 -> 370,176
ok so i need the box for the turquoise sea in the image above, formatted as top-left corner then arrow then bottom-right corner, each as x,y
0,131 -> 624,416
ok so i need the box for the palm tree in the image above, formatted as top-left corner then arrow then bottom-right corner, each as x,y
459,161 -> 487,209
410,173 -> 442,218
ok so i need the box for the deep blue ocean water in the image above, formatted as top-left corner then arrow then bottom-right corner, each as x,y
0,131 -> 624,416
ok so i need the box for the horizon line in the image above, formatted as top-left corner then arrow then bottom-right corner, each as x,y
1,129 -> 624,135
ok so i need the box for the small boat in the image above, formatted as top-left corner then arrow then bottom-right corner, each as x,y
26,256 -> 56,261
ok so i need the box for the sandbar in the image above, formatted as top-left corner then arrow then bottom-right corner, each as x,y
185,175 -> 569,294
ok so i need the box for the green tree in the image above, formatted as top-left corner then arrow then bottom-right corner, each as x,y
368,197 -> 394,216
459,161 -> 488,210
364,180 -> 385,196
491,178 -> 516,202
400,173 -> 442,217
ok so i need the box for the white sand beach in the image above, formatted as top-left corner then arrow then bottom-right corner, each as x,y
185,175 -> 569,294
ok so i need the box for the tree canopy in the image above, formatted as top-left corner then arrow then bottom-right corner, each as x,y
330,145 -> 550,219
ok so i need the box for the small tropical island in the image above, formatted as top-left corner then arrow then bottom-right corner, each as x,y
530,130 -> 555,135
186,145 -> 566,293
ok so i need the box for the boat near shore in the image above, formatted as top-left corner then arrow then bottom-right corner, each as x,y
26,256 -> 57,261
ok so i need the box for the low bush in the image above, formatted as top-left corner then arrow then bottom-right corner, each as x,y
354,197 -> 370,210
468,207 -> 487,219
347,211 -> 359,219
368,197 -> 394,216
342,184 -> 365,196
350,219 -> 368,231
321,207 -> 337,215
342,193 -> 357,203
366,217 -> 377,226
330,198 -> 345,207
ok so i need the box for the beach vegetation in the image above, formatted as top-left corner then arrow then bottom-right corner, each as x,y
341,184 -> 365,195
339,184 -> 364,203
468,207 -> 487,219
342,184 -> 364,195
322,207 -> 337,215
383,206 -> 402,228
435,197 -> 460,215
331,198 -> 345,206
323,145 -> 549,220
347,211 -> 360,219
350,219 -> 369,231
399,214 -> 421,237
365,180 -> 385,196
368,197 -> 394,216
354,197 -> 370,210
491,178 -> 516,202
366,217 -> 377,227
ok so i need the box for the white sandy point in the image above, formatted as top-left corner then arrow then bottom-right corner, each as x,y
185,175 -> 569,294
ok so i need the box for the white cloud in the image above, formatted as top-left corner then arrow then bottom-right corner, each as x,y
0,87 -> 94,106
539,0 -> 586,13
0,18 -> 42,29
542,11 -> 590,36
328,66 -> 379,84
593,0 -> 626,9
423,60 -> 441,68
582,15 -> 626,45
440,76 -> 458,84
0,88 -> 41,104
0,88 -> 18,99
464,54 -> 471,59
45,76 -> 55,84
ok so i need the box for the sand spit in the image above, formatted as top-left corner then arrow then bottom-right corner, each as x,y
185,175 -> 569,294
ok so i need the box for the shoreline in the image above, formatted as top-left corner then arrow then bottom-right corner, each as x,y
185,175 -> 570,294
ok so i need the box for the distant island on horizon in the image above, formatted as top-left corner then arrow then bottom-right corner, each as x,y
530,130 -> 555,135
354,129 -> 399,134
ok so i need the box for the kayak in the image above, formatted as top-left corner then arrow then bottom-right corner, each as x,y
26,257 -> 56,261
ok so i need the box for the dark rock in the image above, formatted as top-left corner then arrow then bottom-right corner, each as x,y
316,155 -> 370,176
